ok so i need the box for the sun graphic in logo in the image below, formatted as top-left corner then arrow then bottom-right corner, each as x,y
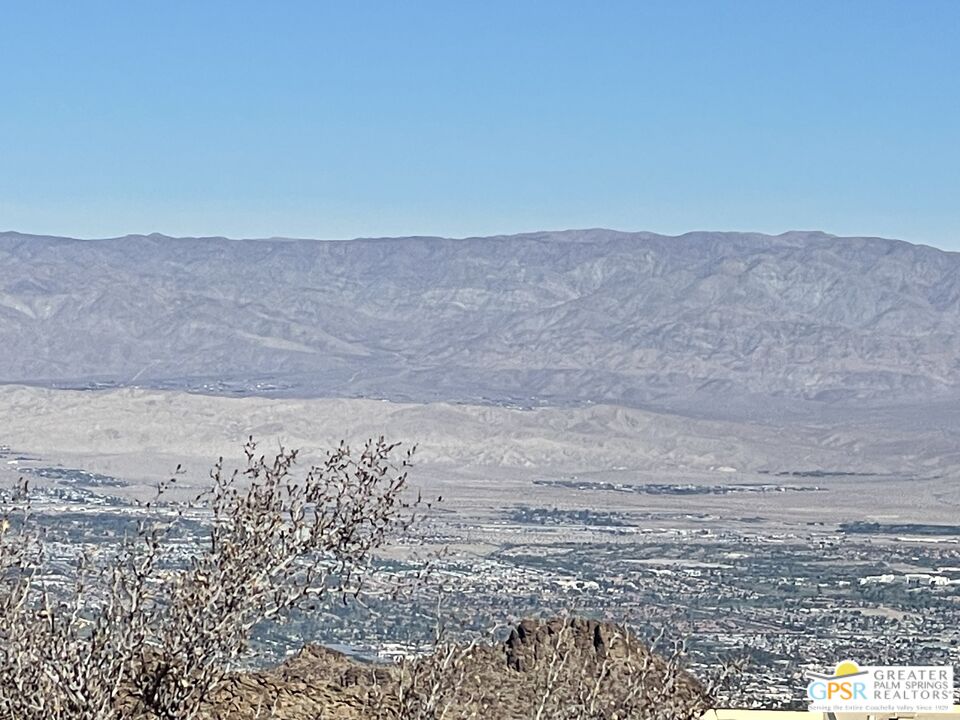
833,661 -> 864,678
808,660 -> 869,680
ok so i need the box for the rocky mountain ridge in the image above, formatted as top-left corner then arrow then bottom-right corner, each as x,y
2,229 -> 958,411
208,617 -> 708,719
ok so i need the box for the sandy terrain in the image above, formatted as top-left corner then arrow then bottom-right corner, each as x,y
2,385 -> 957,525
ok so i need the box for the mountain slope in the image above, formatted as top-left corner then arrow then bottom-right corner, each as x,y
1,229 -> 958,407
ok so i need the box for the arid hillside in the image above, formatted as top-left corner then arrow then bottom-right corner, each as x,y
208,618 -> 709,720
2,229 -> 959,410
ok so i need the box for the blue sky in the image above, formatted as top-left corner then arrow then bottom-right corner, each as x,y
2,1 -> 958,248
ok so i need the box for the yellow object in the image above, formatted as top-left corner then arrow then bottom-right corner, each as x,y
705,709 -> 960,720
833,661 -> 862,678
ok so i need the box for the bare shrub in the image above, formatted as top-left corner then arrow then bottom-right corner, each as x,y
365,610 -> 495,720
0,436 -> 420,720
0,437 -> 740,720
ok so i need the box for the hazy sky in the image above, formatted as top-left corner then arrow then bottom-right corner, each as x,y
2,1 -> 958,249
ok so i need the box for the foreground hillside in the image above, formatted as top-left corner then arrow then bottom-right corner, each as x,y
1,229 -> 958,409
207,618 -> 708,720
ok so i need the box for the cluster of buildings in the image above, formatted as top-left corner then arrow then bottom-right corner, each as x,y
8,453 -> 959,710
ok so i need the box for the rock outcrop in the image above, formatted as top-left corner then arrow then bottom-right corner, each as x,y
208,617 -> 709,719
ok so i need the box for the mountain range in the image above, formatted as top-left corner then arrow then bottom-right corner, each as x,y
2,229 -> 958,414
